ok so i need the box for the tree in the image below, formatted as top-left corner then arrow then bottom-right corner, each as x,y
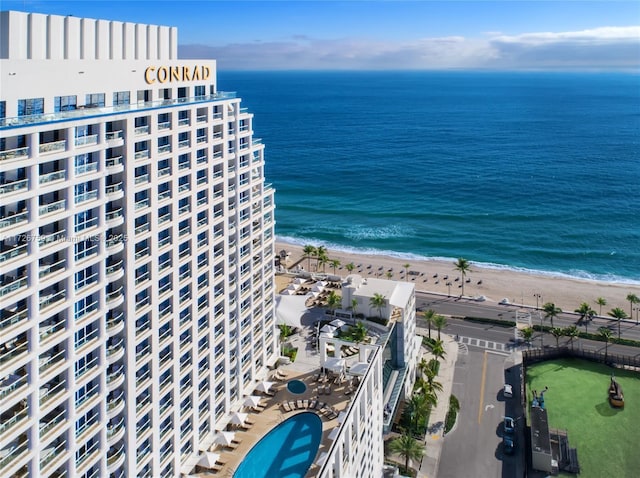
575,302 -> 595,331
325,291 -> 341,316
595,297 -> 607,316
329,259 -> 341,275
423,309 -> 436,339
316,245 -> 327,270
453,258 -> 472,297
302,244 -> 316,271
350,321 -> 367,343
431,339 -> 446,362
388,432 -> 425,474
433,314 -> 448,340
403,263 -> 411,281
418,359 -> 443,394
550,327 -> 564,348
318,253 -> 329,273
542,302 -> 562,328
626,293 -> 639,322
385,271 -> 393,280
563,325 -> 579,350
405,393 -> 434,433
598,327 -> 613,360
519,327 -> 534,348
370,293 -> 386,318
350,298 -> 358,318
345,262 -> 355,274
608,307 -> 627,339
278,324 -> 292,342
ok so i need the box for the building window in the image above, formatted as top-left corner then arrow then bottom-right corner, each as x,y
0,101 -> 5,119
113,91 -> 130,106
85,93 -> 105,108
17,98 -> 44,116
194,85 -> 206,98
137,89 -> 151,102
54,95 -> 77,112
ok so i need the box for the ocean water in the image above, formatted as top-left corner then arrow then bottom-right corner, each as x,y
218,71 -> 640,283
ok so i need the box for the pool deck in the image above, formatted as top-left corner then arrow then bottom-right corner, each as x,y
193,309 -> 359,477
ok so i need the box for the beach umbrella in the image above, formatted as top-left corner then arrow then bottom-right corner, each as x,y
320,324 -> 337,334
213,431 -> 236,447
281,289 -> 296,295
230,412 -> 248,425
197,452 -> 220,468
243,395 -> 262,409
312,284 -> 324,293
294,277 -> 306,285
330,319 -> 346,329
255,381 -> 274,394
286,283 -> 300,291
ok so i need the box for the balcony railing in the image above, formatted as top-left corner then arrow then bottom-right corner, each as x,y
0,307 -> 28,331
158,121 -> 171,130
0,210 -> 28,229
39,319 -> 65,342
74,134 -> 98,147
106,130 -> 124,141
134,125 -> 150,135
40,379 -> 66,406
0,146 -> 29,161
105,182 -> 123,195
134,150 -> 150,160
158,144 -> 171,154
105,208 -> 124,222
39,170 -> 65,184
74,190 -> 98,204
0,178 -> 28,195
0,276 -> 27,298
39,140 -> 66,154
105,156 -> 123,168
0,244 -> 27,264
75,162 -> 98,175
39,199 -> 66,216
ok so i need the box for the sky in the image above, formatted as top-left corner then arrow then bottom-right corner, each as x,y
3,1 -> 639,70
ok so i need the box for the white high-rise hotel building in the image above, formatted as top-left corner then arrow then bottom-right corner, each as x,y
0,10 -> 279,478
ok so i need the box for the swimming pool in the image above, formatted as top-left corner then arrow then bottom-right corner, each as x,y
233,412 -> 322,478
287,379 -> 307,395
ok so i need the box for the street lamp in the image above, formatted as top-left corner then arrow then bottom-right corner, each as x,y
534,293 -> 543,309
634,306 -> 640,325
446,281 -> 452,297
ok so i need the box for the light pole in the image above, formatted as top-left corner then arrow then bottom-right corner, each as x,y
534,293 -> 543,309
634,306 -> 640,325
446,281 -> 452,297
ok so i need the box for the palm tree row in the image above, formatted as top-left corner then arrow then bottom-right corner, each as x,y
302,244 -> 342,273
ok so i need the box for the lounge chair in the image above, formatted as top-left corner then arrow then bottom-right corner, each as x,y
297,399 -> 304,409
302,399 -> 309,408
281,402 -> 291,412
309,400 -> 318,410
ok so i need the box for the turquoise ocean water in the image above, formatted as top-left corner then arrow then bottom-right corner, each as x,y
218,71 -> 640,283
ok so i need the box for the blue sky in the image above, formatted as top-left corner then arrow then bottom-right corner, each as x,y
4,1 -> 639,69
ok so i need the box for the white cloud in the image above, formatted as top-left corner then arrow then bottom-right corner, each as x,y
179,26 -> 640,70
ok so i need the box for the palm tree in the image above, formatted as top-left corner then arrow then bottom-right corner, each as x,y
431,339 -> 446,362
598,327 -> 612,360
423,309 -> 436,339
453,258 -> 472,297
608,307 -> 627,339
419,359 -> 443,394
519,327 -> 534,347
385,271 -> 393,280
325,291 -> 341,316
564,325 -> 579,350
388,432 -> 425,474
405,393 -> 433,433
302,245 -> 316,270
278,324 -> 292,342
542,302 -> 562,328
403,263 -> 411,281
550,327 -> 564,348
329,259 -> 341,275
350,298 -> 358,318
574,302 -> 595,330
370,293 -> 386,318
350,321 -> 367,343
345,262 -> 355,274
433,314 -> 447,340
315,245 -> 327,270
595,297 -> 607,316
318,253 -> 329,273
626,293 -> 639,322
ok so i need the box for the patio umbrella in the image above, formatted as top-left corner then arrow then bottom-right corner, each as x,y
213,431 -> 236,447
286,283 -> 299,291
324,357 -> 346,373
255,381 -> 274,394
243,395 -> 262,409
294,277 -> 306,285
197,452 -> 220,468
281,289 -> 295,295
348,362 -> 369,376
311,284 -> 324,293
330,319 -> 346,328
230,412 -> 248,426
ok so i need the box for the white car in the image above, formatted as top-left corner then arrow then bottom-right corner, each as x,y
499,298 -> 510,305
503,384 -> 513,398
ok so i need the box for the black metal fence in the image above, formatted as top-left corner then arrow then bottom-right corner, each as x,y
523,346 -> 640,370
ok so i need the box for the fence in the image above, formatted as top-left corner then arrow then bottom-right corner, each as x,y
523,347 -> 640,370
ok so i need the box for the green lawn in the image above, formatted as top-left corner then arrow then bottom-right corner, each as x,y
525,358 -> 640,478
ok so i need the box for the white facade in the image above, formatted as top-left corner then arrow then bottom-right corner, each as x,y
0,11 -> 278,478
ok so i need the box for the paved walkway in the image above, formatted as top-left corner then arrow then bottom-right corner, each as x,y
415,329 -> 459,478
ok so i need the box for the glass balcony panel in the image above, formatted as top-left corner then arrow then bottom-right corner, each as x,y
39,140 -> 66,154
0,146 -> 29,161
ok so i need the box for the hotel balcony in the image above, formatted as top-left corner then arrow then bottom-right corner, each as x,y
105,233 -> 125,254
0,274 -> 27,299
0,403 -> 29,437
134,125 -> 150,136
0,146 -> 29,162
105,259 -> 124,281
75,440 -> 101,476
39,318 -> 66,345
107,391 -> 125,418
0,178 -> 28,196
134,149 -> 150,160
158,144 -> 172,155
38,348 -> 66,379
39,199 -> 66,217
0,434 -> 29,475
105,182 -> 124,199
106,365 -> 125,391
105,207 -> 124,226
106,311 -> 125,336
0,372 -> 27,403
106,130 -> 124,146
106,337 -> 125,364
105,155 -> 124,172
0,210 -> 28,231
39,407 -> 66,441
39,289 -> 66,311
39,139 -> 66,155
74,134 -> 98,148
158,121 -> 171,131
107,416 -> 125,445
134,173 -> 149,186
39,257 -> 66,280
39,169 -> 65,185
39,438 -> 66,475
75,161 -> 98,176
39,378 -> 66,409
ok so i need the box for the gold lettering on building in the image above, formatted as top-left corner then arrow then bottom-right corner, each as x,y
144,65 -> 211,84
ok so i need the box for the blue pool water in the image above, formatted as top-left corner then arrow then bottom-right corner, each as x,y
287,379 -> 307,395
233,412 -> 323,478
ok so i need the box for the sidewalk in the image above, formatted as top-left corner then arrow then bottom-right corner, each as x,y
415,329 -> 459,478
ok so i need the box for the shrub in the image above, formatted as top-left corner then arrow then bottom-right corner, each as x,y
444,394 -> 460,435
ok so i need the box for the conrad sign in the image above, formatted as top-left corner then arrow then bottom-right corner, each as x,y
144,65 -> 211,84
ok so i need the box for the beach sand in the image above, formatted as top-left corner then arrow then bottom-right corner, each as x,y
275,241 -> 640,317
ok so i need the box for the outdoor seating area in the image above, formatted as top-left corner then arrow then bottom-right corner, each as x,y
280,399 -> 339,420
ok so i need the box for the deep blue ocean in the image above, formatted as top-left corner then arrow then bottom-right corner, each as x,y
218,71 -> 640,283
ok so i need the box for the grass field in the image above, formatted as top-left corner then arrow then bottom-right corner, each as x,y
525,358 -> 640,478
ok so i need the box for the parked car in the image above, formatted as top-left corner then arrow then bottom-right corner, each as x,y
499,298 -> 510,305
503,435 -> 515,455
503,383 -> 513,398
503,416 -> 515,434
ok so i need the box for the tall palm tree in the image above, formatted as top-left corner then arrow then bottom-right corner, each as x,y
595,297 -> 607,316
626,293 -> 639,322
325,291 -> 341,316
574,302 -> 595,330
405,393 -> 433,433
302,245 -> 316,270
542,302 -> 562,328
315,245 -> 327,270
598,327 -> 613,360
431,339 -> 446,362
550,327 -> 564,348
385,271 -> 393,280
563,325 -> 579,350
403,263 -> 411,281
369,293 -> 386,318
350,298 -> 358,318
423,309 -> 436,339
318,253 -> 329,273
345,262 -> 355,274
608,307 -> 627,339
388,432 -> 425,474
433,314 -> 448,340
419,359 -> 443,393
519,327 -> 534,348
453,258 -> 472,297
350,321 -> 367,343
329,259 -> 341,275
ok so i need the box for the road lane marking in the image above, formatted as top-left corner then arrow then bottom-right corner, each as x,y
478,350 -> 487,424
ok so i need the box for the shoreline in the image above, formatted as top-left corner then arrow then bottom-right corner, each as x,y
275,240 -> 640,316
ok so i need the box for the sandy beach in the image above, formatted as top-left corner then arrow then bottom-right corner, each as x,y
275,241 -> 640,317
